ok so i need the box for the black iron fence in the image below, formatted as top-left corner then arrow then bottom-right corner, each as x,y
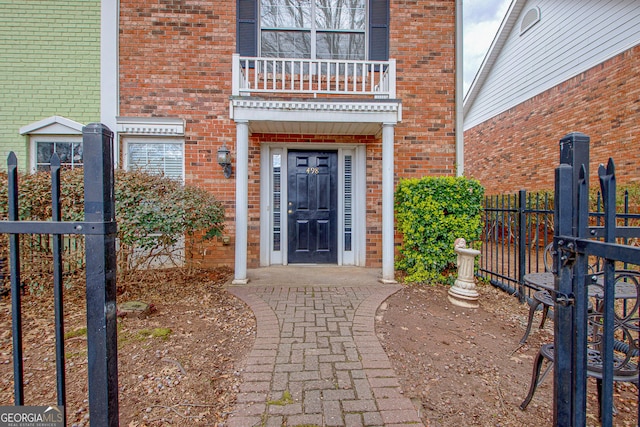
480,190 -> 553,300
0,124 -> 119,426
480,132 -> 640,425
552,136 -> 640,425
0,234 -> 86,296
479,188 -> 639,302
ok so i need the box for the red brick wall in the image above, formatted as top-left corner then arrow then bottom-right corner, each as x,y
393,1 -> 457,178
464,45 -> 640,195
119,0 -> 458,268
120,0 -> 237,267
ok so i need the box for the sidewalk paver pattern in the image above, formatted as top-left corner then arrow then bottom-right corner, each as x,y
228,283 -> 424,426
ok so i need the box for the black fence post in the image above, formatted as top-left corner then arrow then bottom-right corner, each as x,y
517,190 -> 527,302
553,163 -> 575,425
7,153 -> 24,405
555,132 -> 590,426
559,132 -> 590,233
571,165 -> 590,426
598,159 -> 617,426
82,123 -> 119,427
51,154 -> 67,418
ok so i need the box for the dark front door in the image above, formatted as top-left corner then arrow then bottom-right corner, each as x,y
287,150 -> 338,264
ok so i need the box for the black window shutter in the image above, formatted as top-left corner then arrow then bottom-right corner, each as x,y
369,0 -> 389,60
237,0 -> 257,56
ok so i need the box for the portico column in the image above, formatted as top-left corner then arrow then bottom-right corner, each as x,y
232,120 -> 249,284
381,123 -> 397,283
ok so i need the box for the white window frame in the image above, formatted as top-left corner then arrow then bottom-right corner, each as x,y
29,135 -> 84,173
520,7 -> 541,36
122,136 -> 185,183
259,0 -> 368,60
122,136 -> 186,269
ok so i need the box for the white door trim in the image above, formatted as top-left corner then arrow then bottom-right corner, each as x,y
259,143 -> 366,266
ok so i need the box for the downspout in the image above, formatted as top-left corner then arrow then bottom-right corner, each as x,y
455,0 -> 464,177
101,0 -> 119,166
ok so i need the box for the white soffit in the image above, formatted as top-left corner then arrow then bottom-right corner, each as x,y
117,117 -> 185,136
249,120 -> 382,135
19,116 -> 84,135
230,98 -> 402,136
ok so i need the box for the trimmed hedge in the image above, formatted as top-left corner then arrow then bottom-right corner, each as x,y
395,176 -> 484,284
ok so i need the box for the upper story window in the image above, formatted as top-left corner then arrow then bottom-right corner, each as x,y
260,0 -> 366,60
238,0 -> 389,61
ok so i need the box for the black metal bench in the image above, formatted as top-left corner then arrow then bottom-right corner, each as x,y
520,272 -> 555,344
520,270 -> 640,414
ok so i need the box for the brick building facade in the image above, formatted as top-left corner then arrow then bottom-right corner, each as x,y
118,0 -> 459,281
463,1 -> 640,197
465,44 -> 640,195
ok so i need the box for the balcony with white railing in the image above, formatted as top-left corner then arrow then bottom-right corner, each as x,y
232,54 -> 396,99
229,54 -> 401,135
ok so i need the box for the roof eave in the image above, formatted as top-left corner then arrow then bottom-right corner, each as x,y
463,0 -> 528,117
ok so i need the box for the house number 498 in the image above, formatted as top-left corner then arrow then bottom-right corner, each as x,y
306,167 -> 319,175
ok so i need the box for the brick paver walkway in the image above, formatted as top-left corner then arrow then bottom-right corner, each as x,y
227,284 -> 424,426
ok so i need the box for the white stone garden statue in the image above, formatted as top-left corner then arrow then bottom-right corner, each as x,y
448,238 -> 481,308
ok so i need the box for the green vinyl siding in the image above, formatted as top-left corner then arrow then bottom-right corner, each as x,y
0,0 -> 100,170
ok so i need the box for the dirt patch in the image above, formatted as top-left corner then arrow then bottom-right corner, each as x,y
0,267 -> 256,426
376,282 -> 638,426
0,268 -> 637,426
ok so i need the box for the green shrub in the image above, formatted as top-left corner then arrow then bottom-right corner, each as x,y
0,168 -> 225,283
591,182 -> 640,216
395,176 -> 484,284
113,170 -> 225,271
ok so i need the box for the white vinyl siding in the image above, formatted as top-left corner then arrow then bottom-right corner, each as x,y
465,0 -> 640,130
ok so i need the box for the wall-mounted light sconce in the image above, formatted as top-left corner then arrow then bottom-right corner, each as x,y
217,143 -> 232,178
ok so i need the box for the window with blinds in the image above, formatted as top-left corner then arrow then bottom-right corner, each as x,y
344,154 -> 352,251
127,141 -> 184,181
272,154 -> 282,252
